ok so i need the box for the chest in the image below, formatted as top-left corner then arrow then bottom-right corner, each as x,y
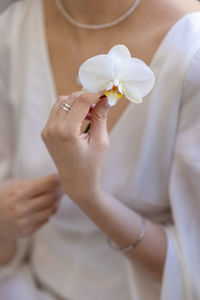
45,16 -> 174,134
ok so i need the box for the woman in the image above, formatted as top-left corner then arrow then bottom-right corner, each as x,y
0,0 -> 200,299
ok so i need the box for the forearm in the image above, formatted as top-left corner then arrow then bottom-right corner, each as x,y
76,189 -> 167,281
0,236 -> 16,265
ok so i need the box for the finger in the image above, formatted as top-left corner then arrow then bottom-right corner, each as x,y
28,192 -> 61,213
89,97 -> 111,145
50,92 -> 82,123
32,205 -> 58,224
62,91 -> 105,135
25,174 -> 61,198
45,95 -> 69,126
52,95 -> 69,120
57,93 -> 82,119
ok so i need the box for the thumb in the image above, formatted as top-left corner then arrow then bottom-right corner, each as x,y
89,97 -> 111,144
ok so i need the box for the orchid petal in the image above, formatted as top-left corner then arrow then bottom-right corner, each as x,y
108,44 -> 131,60
120,58 -> 155,102
78,44 -> 155,106
78,55 -> 114,92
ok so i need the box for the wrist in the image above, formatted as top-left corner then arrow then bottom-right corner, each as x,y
73,184 -> 106,206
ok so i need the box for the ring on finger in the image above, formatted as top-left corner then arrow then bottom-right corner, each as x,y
60,102 -> 72,113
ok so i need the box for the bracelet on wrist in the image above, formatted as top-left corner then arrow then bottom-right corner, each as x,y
107,216 -> 147,253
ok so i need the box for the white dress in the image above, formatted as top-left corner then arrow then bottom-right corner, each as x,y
0,0 -> 200,299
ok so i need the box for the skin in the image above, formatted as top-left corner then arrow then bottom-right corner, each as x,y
1,0 -> 199,277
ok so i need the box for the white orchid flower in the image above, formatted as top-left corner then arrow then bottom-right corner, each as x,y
78,44 -> 155,106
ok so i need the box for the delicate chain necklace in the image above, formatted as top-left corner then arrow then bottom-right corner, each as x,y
55,0 -> 141,30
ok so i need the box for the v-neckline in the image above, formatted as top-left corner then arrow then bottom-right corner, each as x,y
39,0 -> 195,137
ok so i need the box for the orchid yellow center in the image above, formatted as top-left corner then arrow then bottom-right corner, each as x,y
105,84 -> 123,106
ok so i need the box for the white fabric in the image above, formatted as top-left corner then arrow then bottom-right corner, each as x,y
0,0 -> 200,299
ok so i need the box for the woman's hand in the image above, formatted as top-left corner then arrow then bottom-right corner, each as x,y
42,92 -> 111,203
0,174 -> 63,239
41,93 -> 167,280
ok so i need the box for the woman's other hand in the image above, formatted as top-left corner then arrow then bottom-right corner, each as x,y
42,92 -> 111,203
0,174 -> 63,239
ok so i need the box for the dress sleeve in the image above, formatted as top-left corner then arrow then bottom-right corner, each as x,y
161,48 -> 200,299
0,6 -> 30,283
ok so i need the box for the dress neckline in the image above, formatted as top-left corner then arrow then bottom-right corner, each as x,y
39,0 -> 197,137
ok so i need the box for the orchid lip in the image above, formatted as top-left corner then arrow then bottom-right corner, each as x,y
105,84 -> 123,106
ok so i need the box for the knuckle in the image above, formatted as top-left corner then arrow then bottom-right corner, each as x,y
41,125 -> 56,141
93,111 -> 107,122
78,93 -> 90,105
58,95 -> 69,103
41,128 -> 48,141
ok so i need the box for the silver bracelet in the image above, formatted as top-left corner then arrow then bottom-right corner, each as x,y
108,216 -> 147,253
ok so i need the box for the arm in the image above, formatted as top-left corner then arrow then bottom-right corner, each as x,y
76,188 -> 166,280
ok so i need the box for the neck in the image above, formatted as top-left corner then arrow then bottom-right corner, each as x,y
60,0 -> 139,25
